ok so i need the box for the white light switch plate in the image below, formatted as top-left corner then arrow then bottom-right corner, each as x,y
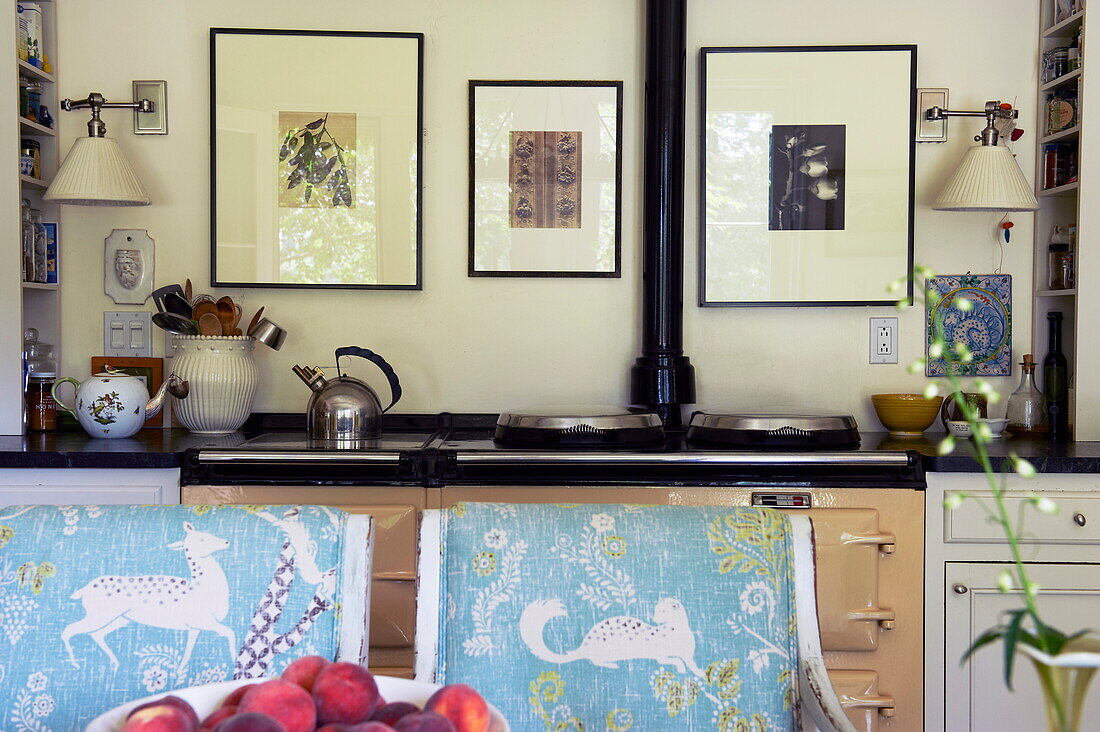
103,311 -> 152,357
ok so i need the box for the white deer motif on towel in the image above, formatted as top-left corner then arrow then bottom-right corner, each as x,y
520,597 -> 704,676
61,521 -> 235,672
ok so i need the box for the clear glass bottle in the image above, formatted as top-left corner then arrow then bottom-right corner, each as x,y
1006,354 -> 1047,437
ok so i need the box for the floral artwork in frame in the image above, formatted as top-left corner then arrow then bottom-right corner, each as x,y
925,274 -> 1012,377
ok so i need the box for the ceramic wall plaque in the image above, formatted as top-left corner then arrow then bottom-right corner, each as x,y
926,274 -> 1012,377
104,229 -> 154,305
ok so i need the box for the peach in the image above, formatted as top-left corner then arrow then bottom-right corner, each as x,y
424,685 -> 489,732
281,655 -> 331,692
239,679 -> 316,732
312,662 -> 381,724
222,684 -> 259,708
211,712 -> 287,732
370,702 -> 418,725
392,712 -> 457,732
316,726 -> 350,732
129,695 -> 200,729
201,705 -> 238,729
121,704 -> 195,732
348,724 -> 397,732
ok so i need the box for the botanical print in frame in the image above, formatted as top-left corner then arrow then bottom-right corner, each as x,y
277,112 -> 356,209
470,81 -> 622,278
700,45 -> 916,306
211,29 -> 423,289
925,274 -> 1012,377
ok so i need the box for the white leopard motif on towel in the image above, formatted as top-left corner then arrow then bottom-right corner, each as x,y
520,597 -> 704,676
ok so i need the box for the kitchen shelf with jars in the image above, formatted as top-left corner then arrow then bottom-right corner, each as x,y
1033,0 -> 1100,439
4,0 -> 60,434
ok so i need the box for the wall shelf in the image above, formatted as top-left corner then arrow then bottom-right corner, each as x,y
1040,125 -> 1080,143
21,282 -> 57,291
16,59 -> 53,83
1043,9 -> 1085,37
1041,67 -> 1083,92
18,117 -> 55,136
1036,288 -> 1077,297
1038,181 -> 1079,196
19,173 -> 49,189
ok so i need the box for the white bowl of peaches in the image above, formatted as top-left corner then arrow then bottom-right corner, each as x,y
86,657 -> 508,732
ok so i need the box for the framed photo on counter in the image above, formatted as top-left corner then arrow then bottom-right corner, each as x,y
90,356 -> 164,428
469,80 -> 623,277
210,28 -> 423,290
700,45 -> 916,306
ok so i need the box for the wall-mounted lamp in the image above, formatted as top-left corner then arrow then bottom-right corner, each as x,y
44,81 -> 167,206
925,100 -> 1038,212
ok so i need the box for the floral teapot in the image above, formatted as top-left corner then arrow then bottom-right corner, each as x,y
51,367 -> 188,439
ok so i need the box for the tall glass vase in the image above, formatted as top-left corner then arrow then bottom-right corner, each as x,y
1022,637 -> 1100,732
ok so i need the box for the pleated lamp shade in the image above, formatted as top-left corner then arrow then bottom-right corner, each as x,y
44,137 -> 150,206
933,144 -> 1038,211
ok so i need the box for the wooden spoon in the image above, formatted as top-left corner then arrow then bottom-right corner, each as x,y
184,279 -> 193,304
247,306 -> 265,335
198,312 -> 222,336
192,300 -> 220,323
216,297 -> 236,336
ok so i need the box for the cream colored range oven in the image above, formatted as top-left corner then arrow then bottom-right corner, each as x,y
184,482 -> 922,732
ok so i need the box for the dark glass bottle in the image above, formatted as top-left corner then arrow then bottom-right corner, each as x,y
1044,312 -> 1069,440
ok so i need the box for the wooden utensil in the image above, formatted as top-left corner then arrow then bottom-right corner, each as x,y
216,297 -> 236,336
198,312 -> 222,336
246,306 -> 265,335
184,279 -> 193,304
192,300 -> 219,323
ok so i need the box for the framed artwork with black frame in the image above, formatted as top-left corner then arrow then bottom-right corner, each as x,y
210,28 -> 423,290
468,80 -> 623,278
699,45 -> 916,306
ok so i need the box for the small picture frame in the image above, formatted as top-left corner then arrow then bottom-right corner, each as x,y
90,356 -> 164,428
469,80 -> 623,277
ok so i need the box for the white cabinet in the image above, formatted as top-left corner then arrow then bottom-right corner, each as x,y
0,468 -> 180,505
926,472 -> 1100,730
944,562 -> 1100,730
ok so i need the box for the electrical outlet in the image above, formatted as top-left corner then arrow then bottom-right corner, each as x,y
870,317 -> 898,364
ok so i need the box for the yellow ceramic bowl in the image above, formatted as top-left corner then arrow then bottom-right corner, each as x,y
871,393 -> 945,436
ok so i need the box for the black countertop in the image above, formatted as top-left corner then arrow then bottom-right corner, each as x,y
2,424 -> 1099,473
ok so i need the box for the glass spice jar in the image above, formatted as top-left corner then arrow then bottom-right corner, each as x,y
24,338 -> 57,431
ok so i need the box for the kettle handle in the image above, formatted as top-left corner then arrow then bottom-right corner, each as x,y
334,346 -> 402,413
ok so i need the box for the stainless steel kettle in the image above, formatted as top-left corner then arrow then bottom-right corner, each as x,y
292,346 -> 401,447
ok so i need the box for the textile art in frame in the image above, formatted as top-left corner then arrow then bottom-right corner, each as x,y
925,274 -> 1012,377
469,81 -> 622,277
700,45 -> 916,306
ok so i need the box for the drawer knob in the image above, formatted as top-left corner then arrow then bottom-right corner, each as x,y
953,583 -> 969,594
1075,513 -> 1087,527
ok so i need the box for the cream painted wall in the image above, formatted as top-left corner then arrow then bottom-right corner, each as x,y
54,0 -> 1037,431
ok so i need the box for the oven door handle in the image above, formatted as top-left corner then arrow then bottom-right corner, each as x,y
840,530 -> 896,554
837,691 -> 897,717
848,607 -> 896,631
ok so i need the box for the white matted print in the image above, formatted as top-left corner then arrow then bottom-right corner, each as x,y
701,46 -> 915,305
469,81 -> 622,277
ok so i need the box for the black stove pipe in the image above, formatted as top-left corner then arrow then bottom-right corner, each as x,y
630,0 -> 696,429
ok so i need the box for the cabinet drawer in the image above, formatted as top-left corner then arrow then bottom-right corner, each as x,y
946,492 -> 1100,544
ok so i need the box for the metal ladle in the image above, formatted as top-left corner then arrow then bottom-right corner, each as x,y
152,312 -> 199,336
